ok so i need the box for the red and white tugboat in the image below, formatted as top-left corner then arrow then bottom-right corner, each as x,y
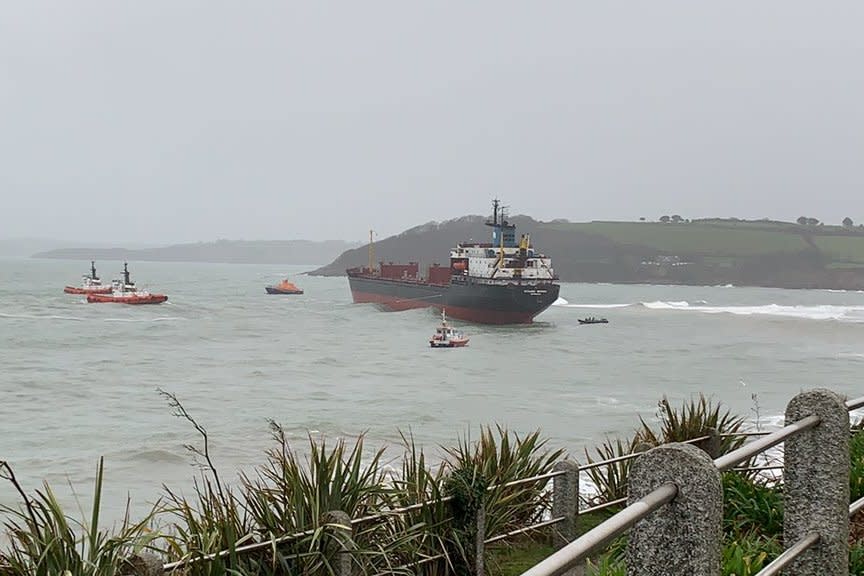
429,309 -> 469,348
87,262 -> 168,305
64,261 -> 112,295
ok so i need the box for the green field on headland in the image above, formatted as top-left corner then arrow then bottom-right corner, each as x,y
311,216 -> 864,290
3,393 -> 864,575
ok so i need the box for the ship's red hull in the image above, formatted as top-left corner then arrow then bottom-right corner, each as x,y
64,286 -> 112,295
350,289 -> 536,324
87,293 -> 168,305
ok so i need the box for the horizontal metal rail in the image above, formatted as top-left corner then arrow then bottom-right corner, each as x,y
373,551 -> 449,576
484,516 -> 566,545
714,414 -> 821,472
579,451 -> 643,471
579,497 -> 628,516
846,395 -> 864,411
732,465 -> 784,472
850,495 -> 864,517
520,483 -> 678,576
351,495 -> 455,525
720,431 -> 772,438
580,435 -> 710,472
497,470 -> 564,490
753,533 -> 820,576
162,526 -> 317,571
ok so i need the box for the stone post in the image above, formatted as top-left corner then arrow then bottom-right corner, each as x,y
323,510 -> 354,576
784,389 -> 849,576
552,460 -> 579,548
627,443 -> 722,576
120,553 -> 164,576
475,504 -> 486,576
695,428 -> 722,459
551,460 -> 582,576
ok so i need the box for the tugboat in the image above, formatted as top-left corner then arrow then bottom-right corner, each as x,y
265,279 -> 304,295
429,309 -> 469,348
578,316 -> 609,325
64,261 -> 112,294
86,262 -> 168,305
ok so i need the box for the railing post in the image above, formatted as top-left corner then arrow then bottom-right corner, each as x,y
121,553 -> 163,576
551,460 -> 582,576
475,504 -> 486,576
784,388 -> 849,576
552,460 -> 579,547
323,510 -> 354,576
696,427 -> 721,459
627,443 -> 722,576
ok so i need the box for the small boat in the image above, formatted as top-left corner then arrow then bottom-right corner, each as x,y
578,317 -> 609,325
64,261 -> 112,294
265,279 -> 304,295
430,309 -> 469,348
87,262 -> 168,305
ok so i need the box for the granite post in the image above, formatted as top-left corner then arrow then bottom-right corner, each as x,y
627,443 -> 722,576
551,460 -> 582,576
784,388 -> 849,576
323,510 -> 354,576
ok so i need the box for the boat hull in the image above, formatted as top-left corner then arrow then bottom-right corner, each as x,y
348,275 -> 559,324
64,286 -> 112,295
430,338 -> 469,348
87,293 -> 168,305
265,286 -> 304,295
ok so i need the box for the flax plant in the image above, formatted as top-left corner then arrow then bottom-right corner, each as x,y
636,394 -> 745,454
239,422 -> 393,575
157,389 -> 254,576
0,458 -> 160,576
582,436 -> 641,506
377,431 -> 454,576
443,425 -> 565,544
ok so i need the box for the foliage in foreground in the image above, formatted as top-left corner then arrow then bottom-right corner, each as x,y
0,458 -> 160,576
583,394 -> 746,507
7,392 -> 864,575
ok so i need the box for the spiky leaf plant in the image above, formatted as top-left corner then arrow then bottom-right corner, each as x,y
0,458 -> 161,576
444,425 -> 565,539
636,394 -> 746,455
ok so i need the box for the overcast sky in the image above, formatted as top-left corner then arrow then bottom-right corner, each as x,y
1,2 -> 862,243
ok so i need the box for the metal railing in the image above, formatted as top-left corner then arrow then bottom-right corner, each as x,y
153,428 -> 731,575
520,389 -> 864,576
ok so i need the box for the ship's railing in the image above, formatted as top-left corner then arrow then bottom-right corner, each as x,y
519,388 -> 863,576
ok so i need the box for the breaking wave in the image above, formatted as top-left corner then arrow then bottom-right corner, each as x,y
555,300 -> 864,321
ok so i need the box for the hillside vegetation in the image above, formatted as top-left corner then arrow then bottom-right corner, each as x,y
32,239 -> 360,266
311,216 -> 864,290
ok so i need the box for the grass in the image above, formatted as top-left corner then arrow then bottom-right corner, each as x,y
813,236 -> 864,265
487,540 -> 554,576
545,221 -> 809,256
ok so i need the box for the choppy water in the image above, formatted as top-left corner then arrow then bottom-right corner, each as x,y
3,258 -> 864,524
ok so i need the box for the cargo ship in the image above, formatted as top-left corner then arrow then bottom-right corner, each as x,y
347,200 -> 560,324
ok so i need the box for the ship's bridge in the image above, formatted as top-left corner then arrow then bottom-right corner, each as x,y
449,240 -> 555,282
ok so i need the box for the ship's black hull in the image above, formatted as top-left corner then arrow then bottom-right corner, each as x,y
347,275 -> 560,324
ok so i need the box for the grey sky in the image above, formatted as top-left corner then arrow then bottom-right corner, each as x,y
1,2 -> 862,243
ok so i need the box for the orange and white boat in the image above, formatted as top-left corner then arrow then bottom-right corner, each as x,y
64,261 -> 112,295
429,309 -> 469,348
265,278 -> 304,294
87,262 -> 168,305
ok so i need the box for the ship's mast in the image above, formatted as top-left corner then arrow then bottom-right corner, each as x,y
91,260 -> 97,280
368,230 -> 375,273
